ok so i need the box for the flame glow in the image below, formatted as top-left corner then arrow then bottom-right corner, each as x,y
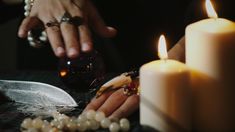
60,70 -> 67,77
158,35 -> 168,60
205,0 -> 218,18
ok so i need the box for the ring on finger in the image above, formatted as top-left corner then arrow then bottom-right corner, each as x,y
123,80 -> 140,96
60,12 -> 73,24
60,11 -> 83,26
71,16 -> 83,26
46,21 -> 60,27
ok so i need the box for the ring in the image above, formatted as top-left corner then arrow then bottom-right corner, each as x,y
60,12 -> 83,26
46,21 -> 60,27
123,80 -> 140,96
71,16 -> 83,26
60,12 -> 73,24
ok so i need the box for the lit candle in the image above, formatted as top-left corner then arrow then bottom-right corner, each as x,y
140,35 -> 191,131
186,0 -> 235,130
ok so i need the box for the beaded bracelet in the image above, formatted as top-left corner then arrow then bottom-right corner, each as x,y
24,0 -> 48,48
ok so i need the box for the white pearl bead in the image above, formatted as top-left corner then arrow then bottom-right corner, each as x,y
77,122 -> 87,132
39,35 -> 47,42
24,12 -> 30,16
21,118 -> 32,129
27,36 -> 33,41
57,120 -> 65,130
85,120 -> 92,130
89,120 -> 100,130
27,128 -> 38,132
41,124 -> 52,132
86,109 -> 96,120
24,5 -> 31,10
50,119 -> 59,127
32,118 -> 43,129
52,112 -> 60,118
67,122 -> 77,131
41,31 -> 47,36
100,118 -> 111,128
109,122 -> 120,132
24,0 -> 30,4
120,118 -> 130,131
95,111 -> 106,122
29,41 -> 37,47
58,114 -> 69,122
77,114 -> 87,123
49,128 -> 58,132
69,116 -> 77,123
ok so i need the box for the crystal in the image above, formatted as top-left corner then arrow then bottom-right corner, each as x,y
58,51 -> 105,92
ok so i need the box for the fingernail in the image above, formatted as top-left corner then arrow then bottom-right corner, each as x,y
68,48 -> 79,58
56,47 -> 65,57
82,43 -> 91,52
18,30 -> 25,38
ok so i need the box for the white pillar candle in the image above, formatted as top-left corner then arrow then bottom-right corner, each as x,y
186,0 -> 235,130
140,35 -> 191,131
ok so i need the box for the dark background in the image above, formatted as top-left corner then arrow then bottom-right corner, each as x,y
0,0 -> 235,72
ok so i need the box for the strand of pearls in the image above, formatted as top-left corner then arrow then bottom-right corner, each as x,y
24,0 -> 47,48
21,110 -> 130,132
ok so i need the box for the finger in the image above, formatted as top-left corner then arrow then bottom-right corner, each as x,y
109,95 -> 139,119
78,24 -> 93,52
98,89 -> 129,117
18,17 -> 41,38
69,3 -> 93,52
87,0 -> 117,38
83,91 -> 114,112
45,21 -> 65,57
60,13 -> 80,58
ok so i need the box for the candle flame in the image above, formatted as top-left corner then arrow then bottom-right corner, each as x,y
158,35 -> 168,60
205,0 -> 218,18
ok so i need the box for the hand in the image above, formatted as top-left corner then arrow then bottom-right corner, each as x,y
18,0 -> 117,58
84,88 -> 139,119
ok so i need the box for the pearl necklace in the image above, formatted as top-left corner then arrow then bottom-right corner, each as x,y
24,0 -> 48,48
21,110 -> 130,132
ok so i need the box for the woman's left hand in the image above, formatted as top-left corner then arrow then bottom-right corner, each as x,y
84,88 -> 139,120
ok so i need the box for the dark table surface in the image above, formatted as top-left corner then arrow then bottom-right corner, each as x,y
0,71 -> 141,132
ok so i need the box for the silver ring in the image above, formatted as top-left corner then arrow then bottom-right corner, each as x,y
60,12 -> 73,24
60,12 -> 83,26
46,21 -> 60,27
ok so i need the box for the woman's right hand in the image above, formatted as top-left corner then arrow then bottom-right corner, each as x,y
18,0 -> 117,58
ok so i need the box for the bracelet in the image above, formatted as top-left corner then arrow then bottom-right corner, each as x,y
24,0 -> 48,48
